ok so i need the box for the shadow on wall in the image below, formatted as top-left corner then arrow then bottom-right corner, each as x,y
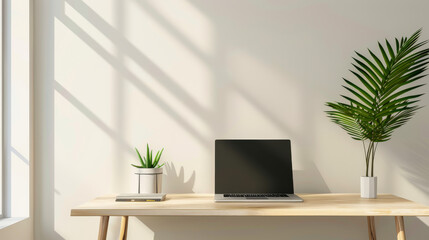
163,163 -> 196,193
397,141 -> 429,194
383,114 -> 429,198
293,169 -> 330,193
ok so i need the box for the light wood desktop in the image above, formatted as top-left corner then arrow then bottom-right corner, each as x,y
70,193 -> 429,240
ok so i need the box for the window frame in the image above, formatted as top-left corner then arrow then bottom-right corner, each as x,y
0,0 -> 4,219
0,0 -> 31,224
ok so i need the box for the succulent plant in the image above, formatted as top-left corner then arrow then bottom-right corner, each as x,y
132,144 -> 164,168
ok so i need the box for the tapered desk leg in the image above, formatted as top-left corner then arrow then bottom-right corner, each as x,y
120,216 -> 129,240
367,216 -> 376,240
98,216 -> 110,240
395,216 -> 406,240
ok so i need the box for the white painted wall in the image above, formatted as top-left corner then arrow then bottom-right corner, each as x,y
34,0 -> 429,239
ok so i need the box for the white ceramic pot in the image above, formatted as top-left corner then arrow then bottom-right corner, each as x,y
361,176 -> 377,199
136,168 -> 163,194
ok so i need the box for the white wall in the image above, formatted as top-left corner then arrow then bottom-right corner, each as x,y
34,0 -> 429,239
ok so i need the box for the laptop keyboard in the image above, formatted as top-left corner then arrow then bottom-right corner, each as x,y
223,194 -> 289,198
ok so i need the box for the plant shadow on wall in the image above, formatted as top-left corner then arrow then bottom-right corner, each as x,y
386,124 -> 429,196
162,163 -> 196,193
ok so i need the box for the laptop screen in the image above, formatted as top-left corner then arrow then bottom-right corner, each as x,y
215,139 -> 294,194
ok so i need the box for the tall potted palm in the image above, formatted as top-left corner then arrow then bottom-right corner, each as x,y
326,29 -> 429,198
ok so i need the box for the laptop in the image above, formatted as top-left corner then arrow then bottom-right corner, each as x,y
215,139 -> 303,202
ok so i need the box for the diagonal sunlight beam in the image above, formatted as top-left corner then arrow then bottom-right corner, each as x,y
55,15 -> 211,148
62,0 -> 213,125
131,0 -> 212,64
231,83 -> 299,139
54,81 -> 135,156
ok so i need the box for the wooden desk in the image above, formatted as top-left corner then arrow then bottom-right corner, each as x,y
71,193 -> 429,240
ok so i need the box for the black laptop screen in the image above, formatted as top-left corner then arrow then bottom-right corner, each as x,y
215,139 -> 294,194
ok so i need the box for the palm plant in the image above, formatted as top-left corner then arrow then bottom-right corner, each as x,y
132,144 -> 165,168
326,29 -> 429,177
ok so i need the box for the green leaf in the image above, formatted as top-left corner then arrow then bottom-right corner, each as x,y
342,86 -> 373,107
386,39 -> 395,60
343,78 -> 374,102
153,148 -> 164,167
397,41 -> 429,61
378,42 -> 390,65
158,148 -> 164,161
154,151 -> 160,164
351,66 -> 380,92
376,102 -> 417,119
157,163 -> 165,168
326,111 -> 367,140
143,157 -> 147,168
131,164 -> 145,168
339,96 -> 373,116
395,48 -> 429,68
135,148 -> 145,167
369,49 -> 386,75
148,150 -> 153,168
384,68 -> 426,95
353,57 -> 382,85
380,84 -> 425,106
146,144 -> 150,166
380,94 -> 422,109
395,38 -> 400,53
355,51 -> 384,80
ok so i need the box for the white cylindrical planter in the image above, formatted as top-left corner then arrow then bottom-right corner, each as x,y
361,176 -> 377,199
136,168 -> 163,194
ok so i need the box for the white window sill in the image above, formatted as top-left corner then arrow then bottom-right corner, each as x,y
0,217 -> 27,230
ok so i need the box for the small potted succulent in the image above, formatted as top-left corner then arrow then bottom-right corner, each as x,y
132,144 -> 165,193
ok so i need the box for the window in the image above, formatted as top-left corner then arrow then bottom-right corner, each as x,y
0,0 -> 31,222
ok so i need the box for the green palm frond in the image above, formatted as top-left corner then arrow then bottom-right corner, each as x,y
326,29 -> 429,176
326,29 -> 428,142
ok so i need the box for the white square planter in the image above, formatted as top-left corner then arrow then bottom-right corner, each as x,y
136,168 -> 163,194
361,176 -> 377,199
